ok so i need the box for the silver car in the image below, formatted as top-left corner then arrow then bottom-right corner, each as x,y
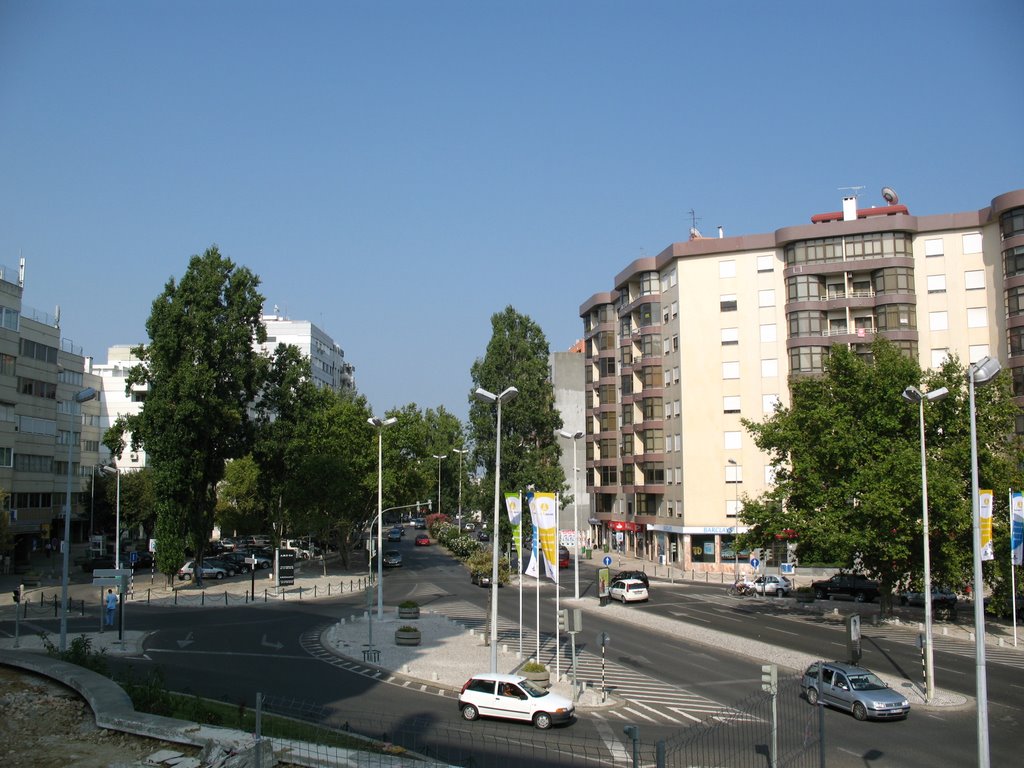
802,661 -> 910,721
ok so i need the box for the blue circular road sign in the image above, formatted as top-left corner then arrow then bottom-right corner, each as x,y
602,555 -> 613,566
750,557 -> 760,569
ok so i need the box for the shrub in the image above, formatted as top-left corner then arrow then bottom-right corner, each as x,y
521,660 -> 546,673
399,600 -> 418,609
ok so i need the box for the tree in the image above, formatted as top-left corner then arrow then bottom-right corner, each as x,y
469,306 -> 566,542
741,339 -> 1022,614
104,246 -> 268,576
216,455 -> 263,536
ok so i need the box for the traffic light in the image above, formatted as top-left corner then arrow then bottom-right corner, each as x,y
557,608 -> 568,632
750,548 -> 762,563
12,588 -> 20,604
761,663 -> 778,694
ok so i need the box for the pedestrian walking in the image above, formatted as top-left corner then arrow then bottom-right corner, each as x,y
104,588 -> 117,627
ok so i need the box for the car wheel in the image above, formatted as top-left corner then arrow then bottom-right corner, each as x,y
533,712 -> 552,730
852,702 -> 868,721
215,572 -> 225,580
461,704 -> 479,722
853,592 -> 866,603
814,589 -> 827,600
806,686 -> 819,706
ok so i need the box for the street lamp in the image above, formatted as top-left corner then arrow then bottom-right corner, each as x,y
968,356 -> 1001,768
60,386 -> 98,653
474,385 -> 519,672
452,448 -> 468,531
432,454 -> 447,519
368,416 -> 397,620
558,429 -> 584,600
728,459 -> 740,581
99,464 -> 122,570
901,384 -> 948,703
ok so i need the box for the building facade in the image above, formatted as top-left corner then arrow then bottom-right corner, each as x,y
260,312 -> 356,394
579,188 -> 1024,573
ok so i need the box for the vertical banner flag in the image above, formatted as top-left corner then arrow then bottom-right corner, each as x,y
533,492 -> 559,582
1011,490 -> 1024,567
979,489 -> 994,561
504,492 -> 523,571
525,491 -> 539,579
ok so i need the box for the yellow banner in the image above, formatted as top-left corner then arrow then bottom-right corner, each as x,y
979,489 -> 994,561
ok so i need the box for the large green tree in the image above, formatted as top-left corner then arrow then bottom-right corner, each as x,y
105,246 -> 268,576
469,306 -> 566,540
741,339 -> 1022,614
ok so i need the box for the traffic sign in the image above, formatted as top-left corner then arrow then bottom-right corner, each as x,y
93,568 -> 132,578
603,555 -> 612,566
92,577 -> 122,587
750,557 -> 760,569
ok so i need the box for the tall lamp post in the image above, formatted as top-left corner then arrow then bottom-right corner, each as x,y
432,454 -> 447,519
968,356 -> 1001,768
368,416 -> 397,620
60,386 -> 98,653
452,448 -> 468,531
901,384 -> 948,703
558,430 -> 584,600
728,459 -> 740,581
475,385 -> 519,672
99,464 -> 122,570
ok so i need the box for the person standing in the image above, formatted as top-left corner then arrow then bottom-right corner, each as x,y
104,589 -> 117,628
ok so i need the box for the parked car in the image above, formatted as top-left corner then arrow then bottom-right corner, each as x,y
222,551 -> 271,571
177,560 -> 227,581
612,570 -> 650,589
801,661 -> 910,721
477,531 -> 490,542
383,550 -> 403,568
458,672 -> 575,729
751,574 -> 792,597
471,570 -> 492,587
609,578 -> 649,603
557,546 -> 570,568
126,551 -> 154,570
415,534 -> 431,546
205,557 -> 240,576
811,573 -> 880,602
80,554 -> 116,573
282,539 -> 314,559
387,528 -> 403,542
899,587 -> 958,608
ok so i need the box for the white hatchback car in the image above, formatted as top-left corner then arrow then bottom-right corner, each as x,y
609,578 -> 649,603
458,673 -> 575,729
751,574 -> 792,597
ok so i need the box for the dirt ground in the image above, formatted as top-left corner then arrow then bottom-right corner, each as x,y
0,666 -> 201,768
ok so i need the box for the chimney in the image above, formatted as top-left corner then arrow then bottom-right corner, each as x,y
842,196 -> 858,222
718,226 -> 724,238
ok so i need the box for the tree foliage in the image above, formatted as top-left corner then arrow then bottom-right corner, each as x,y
741,339 -> 1022,613
104,246 -> 268,574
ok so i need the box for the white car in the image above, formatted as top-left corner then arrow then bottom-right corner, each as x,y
609,578 -> 649,603
177,560 -> 227,581
458,673 -> 575,729
751,575 -> 792,597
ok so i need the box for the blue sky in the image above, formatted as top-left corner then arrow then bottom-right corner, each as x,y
2,1 -> 1021,421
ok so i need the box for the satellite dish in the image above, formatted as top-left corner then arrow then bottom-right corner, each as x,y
881,187 -> 899,205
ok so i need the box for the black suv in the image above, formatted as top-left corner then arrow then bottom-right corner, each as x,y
811,573 -> 880,602
612,570 -> 649,589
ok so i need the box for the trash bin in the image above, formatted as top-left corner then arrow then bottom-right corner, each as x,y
583,547 -> 592,559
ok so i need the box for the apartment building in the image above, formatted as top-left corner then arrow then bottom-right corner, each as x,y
579,187 -> 1024,573
260,311 -> 356,394
0,259 -> 103,562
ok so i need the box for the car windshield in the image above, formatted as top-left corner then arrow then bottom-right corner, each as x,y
848,672 -> 887,691
520,679 -> 550,698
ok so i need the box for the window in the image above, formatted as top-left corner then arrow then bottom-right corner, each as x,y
962,233 -> 983,254
760,324 -> 777,343
721,327 -> 739,345
660,266 -> 677,290
789,346 -> 826,374
758,289 -> 776,307
931,348 -> 949,368
724,431 -> 741,450
929,311 -> 949,331
964,270 -> 985,290
0,353 -> 14,376
764,464 -> 777,486
727,499 -> 742,518
719,260 -> 736,279
788,311 -> 825,338
924,238 -> 944,257
761,358 -> 778,377
786,275 -> 825,302
725,463 -> 742,483
1005,246 -> 1024,279
762,394 -> 780,414
669,300 -> 678,319
722,361 -> 740,380
1009,286 -> 1024,317
967,308 -> 988,329
0,306 -> 19,331
720,294 -> 737,312
723,395 -> 741,413
757,254 -> 774,272
873,266 -> 914,294
969,344 -> 990,363
0,446 -> 11,467
927,274 -> 946,294
1001,207 -> 1024,239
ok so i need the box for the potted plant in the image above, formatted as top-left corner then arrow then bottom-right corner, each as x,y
398,600 -> 420,620
395,625 -> 421,646
520,660 -> 550,689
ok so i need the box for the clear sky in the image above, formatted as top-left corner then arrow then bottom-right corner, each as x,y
2,1 -> 1021,421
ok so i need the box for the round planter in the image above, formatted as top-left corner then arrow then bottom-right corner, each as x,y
522,669 -> 550,689
398,606 -> 420,620
395,627 -> 421,646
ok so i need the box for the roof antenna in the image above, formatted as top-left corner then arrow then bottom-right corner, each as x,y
688,209 -> 703,240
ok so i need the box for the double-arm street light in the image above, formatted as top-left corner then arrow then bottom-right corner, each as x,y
368,416 -> 397,620
558,430 -> 584,600
474,386 -> 519,672
968,356 -> 1001,768
432,454 -> 447,519
452,448 -> 468,531
901,384 -> 948,703
60,387 -> 98,653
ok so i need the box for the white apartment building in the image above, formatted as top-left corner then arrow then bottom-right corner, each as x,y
260,311 -> 356,394
579,187 -> 1024,573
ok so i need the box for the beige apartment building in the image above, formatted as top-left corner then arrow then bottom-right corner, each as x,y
579,187 -> 1024,574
